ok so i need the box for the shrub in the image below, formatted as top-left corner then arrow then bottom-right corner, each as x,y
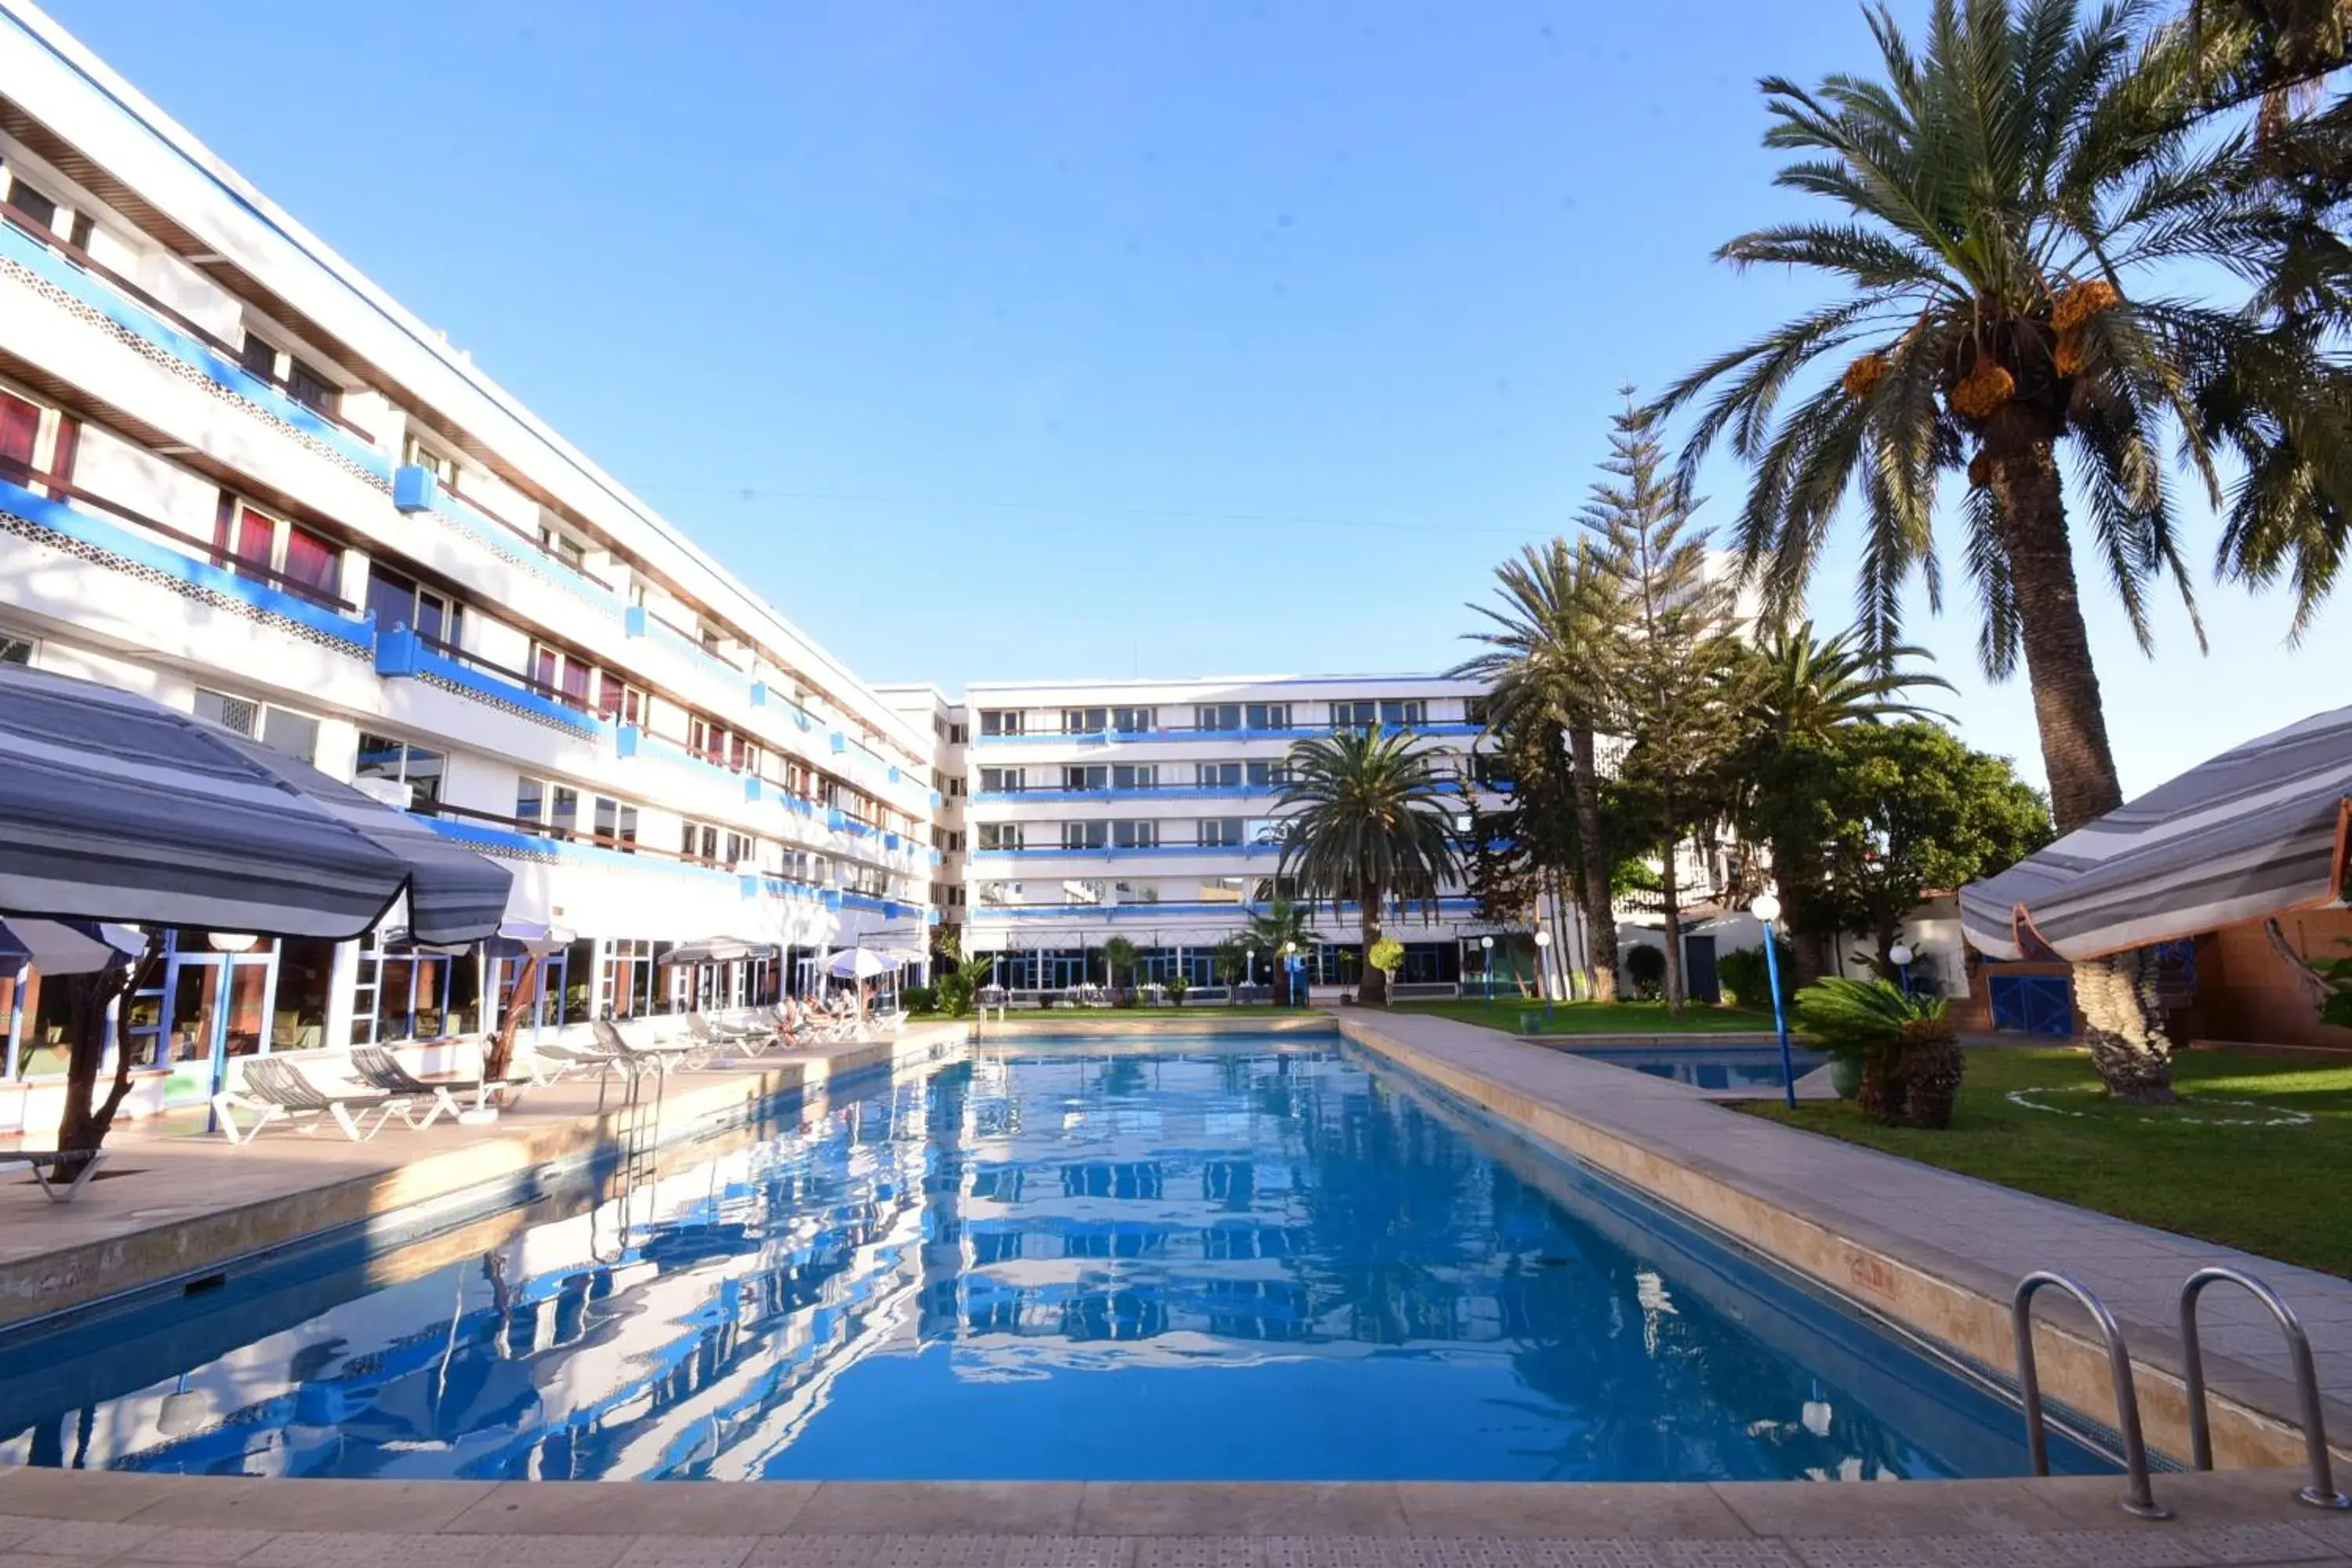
1622,942 -> 1667,999
1715,938 -> 1795,1010
1166,974 -> 1191,1005
935,969 -> 978,1018
1792,977 -> 1961,1127
900,985 -> 937,1014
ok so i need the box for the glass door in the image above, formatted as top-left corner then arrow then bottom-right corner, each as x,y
142,941 -> 279,1105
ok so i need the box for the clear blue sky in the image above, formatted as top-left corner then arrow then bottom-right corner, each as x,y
46,0 -> 2351,801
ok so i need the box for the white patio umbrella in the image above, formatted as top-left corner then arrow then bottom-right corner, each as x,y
826,948 -> 891,979
0,919 -> 147,976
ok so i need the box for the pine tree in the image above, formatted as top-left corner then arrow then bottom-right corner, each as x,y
1582,393 -> 1750,1013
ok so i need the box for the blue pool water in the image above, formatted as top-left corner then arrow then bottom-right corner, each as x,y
1575,1045 -> 1828,1091
0,1036 -> 2104,1483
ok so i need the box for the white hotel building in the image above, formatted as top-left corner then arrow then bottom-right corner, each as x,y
938,676 -> 1508,996
0,3 -> 942,1128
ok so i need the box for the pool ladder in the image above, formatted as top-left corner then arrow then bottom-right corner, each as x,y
589,1059 -> 666,1266
2012,1267 -> 2350,1519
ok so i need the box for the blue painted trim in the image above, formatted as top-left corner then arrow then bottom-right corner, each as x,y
968,721 -> 1478,746
374,625 -> 608,740
391,465 -> 437,513
624,604 -> 648,637
821,889 -> 844,910
750,681 -> 768,706
744,775 -> 764,804
841,891 -> 889,914
884,832 -> 901,851
413,814 -> 738,885
971,842 -> 1276,861
0,477 -> 372,649
927,848 -> 942,866
829,732 -> 847,753
419,485 -> 626,619
927,790 -> 943,808
826,807 -> 848,832
615,723 -> 641,757
0,220 -> 387,479
972,783 -> 1281,804
971,896 -> 1483,920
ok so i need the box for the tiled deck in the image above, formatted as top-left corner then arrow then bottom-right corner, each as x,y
0,1468 -> 2346,1566
1329,1010 -> 2352,1475
0,1024 -> 969,1330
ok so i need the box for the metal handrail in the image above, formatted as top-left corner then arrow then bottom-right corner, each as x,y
2180,1266 -> 2352,1510
2013,1270 -> 2169,1519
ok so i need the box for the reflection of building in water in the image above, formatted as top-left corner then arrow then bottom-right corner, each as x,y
14,1073 -> 943,1480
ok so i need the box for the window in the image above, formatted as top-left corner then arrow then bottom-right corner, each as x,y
1063,707 -> 1107,735
242,332 -> 340,417
949,722 -> 969,744
1063,764 -> 1107,792
1112,763 -> 1157,790
210,498 -> 341,601
593,796 -> 639,851
1062,821 -> 1108,851
517,778 -> 581,839
978,881 -> 1015,907
1246,702 -> 1290,731
1196,761 -> 1242,789
541,526 -> 586,570
1471,753 -> 1513,788
194,688 -> 319,764
1247,759 -> 1290,789
597,672 -> 648,728
1465,695 -> 1491,727
1198,818 -> 1243,848
1114,879 -> 1160,903
946,775 -> 967,797
1113,820 -> 1158,849
1196,703 -> 1241,731
689,715 -> 754,772
0,632 -> 33,666
1200,875 -> 1247,903
1330,700 -> 1378,728
978,766 -> 1024,794
945,830 -> 966,852
978,822 -> 1025,851
1112,706 -> 1155,734
1381,699 -> 1426,728
0,386 -> 77,495
355,733 -> 445,810
4,176 -> 57,233
604,938 -> 657,1019
979,710 -> 1024,736
725,830 -> 753,867
532,642 -> 596,710
366,567 -> 463,644
402,433 -> 461,488
681,821 -> 721,865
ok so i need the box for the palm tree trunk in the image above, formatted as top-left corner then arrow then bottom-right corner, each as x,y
1987,437 -> 2123,834
1360,886 -> 1387,1006
1991,433 -> 2169,1098
1568,725 -> 1618,1003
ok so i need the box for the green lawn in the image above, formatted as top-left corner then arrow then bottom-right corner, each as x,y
1391,998 -> 1782,1035
1740,1047 -> 2352,1278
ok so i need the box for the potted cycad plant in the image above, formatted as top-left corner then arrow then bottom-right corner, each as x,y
1791,978 -> 1963,1128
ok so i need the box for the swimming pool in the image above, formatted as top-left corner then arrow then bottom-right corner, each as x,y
1573,1044 -> 1828,1091
0,1034 -> 2103,1483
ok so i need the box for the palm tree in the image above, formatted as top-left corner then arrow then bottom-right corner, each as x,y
1737,621 -> 1955,982
1240,897 -> 1319,1004
1100,935 -> 1138,1005
1276,726 -> 1465,1006
1452,537 -> 1624,1002
1653,0 -> 2350,836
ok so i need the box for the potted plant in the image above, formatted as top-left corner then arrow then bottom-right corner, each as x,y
1791,978 -> 1962,1127
1166,973 -> 1190,1007
1367,937 -> 1405,1004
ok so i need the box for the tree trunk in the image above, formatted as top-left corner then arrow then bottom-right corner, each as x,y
2074,948 -> 2179,1102
485,954 -> 543,1083
1658,838 -> 1685,1014
56,943 -> 160,1173
1986,433 -> 2124,835
1568,726 -> 1618,1003
1359,890 -> 1388,1006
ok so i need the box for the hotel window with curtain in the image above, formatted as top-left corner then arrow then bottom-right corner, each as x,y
355,733 -> 445,810
0,383 -> 78,497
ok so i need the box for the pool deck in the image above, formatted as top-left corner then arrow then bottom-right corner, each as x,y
1329,1007 -> 2352,1480
0,1022 -> 971,1332
0,1465 -> 2346,1566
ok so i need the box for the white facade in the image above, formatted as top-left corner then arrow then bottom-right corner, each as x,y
0,1 -> 938,1127
946,673 -> 1509,996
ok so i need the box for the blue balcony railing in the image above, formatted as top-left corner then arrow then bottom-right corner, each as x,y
0,474 -> 373,652
376,625 -> 608,741
969,842 -> 1279,862
972,896 -> 1481,921
392,466 -> 628,621
970,782 -> 1283,804
0,216 -> 387,480
967,721 -> 1480,746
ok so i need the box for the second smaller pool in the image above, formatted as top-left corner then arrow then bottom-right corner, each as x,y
1573,1044 -> 1827,1091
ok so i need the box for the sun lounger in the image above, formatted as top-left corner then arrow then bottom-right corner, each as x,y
211,1058 -> 417,1144
593,1018 -> 702,1073
688,1012 -> 778,1058
349,1047 -> 524,1125
525,1041 -> 632,1084
2,1148 -> 107,1201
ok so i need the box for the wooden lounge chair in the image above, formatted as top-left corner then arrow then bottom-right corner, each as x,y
212,1058 -> 417,1145
2,1149 -> 107,1202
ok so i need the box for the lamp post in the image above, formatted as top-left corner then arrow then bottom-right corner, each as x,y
1480,935 -> 1494,1003
1283,939 -> 1297,1007
1889,941 -> 1915,998
1751,893 -> 1798,1110
1534,928 -> 1554,1030
1245,947 -> 1255,1000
